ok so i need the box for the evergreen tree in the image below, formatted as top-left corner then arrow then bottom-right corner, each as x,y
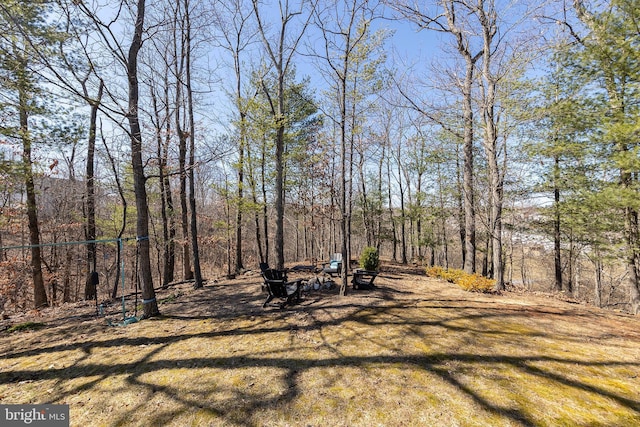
535,0 -> 640,312
572,0 -> 640,314
244,69 -> 322,262
0,0 -> 68,308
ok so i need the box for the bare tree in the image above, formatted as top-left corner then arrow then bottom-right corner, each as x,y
391,0 -> 484,274
170,0 -> 194,282
148,65 -> 176,287
312,0 -> 382,294
476,1 -> 504,289
125,0 -> 160,317
252,0 -> 316,270
84,80 -> 104,300
212,0 -> 258,273
183,0 -> 204,289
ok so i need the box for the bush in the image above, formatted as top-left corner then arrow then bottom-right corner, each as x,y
426,266 -> 495,293
359,246 -> 380,271
425,266 -> 445,278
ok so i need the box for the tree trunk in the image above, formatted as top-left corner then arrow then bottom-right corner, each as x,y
482,236 -> 489,277
593,254 -> 602,308
151,78 -> 175,287
339,74 -> 349,296
236,120 -> 245,273
376,139 -> 385,250
553,155 -> 563,292
127,0 -> 159,318
173,3 -> 193,282
461,57 -> 476,274
261,143 -> 269,264
567,232 -> 575,294
156,75 -> 176,287
63,247 -> 72,303
84,80 -> 103,300
18,57 -> 47,309
441,0 -> 481,274
178,120 -> 192,281
359,153 -> 372,247
398,150 -> 408,265
246,148 -> 265,264
456,157 -> 466,269
416,173 -> 423,261
437,162 -> 449,269
387,149 -> 398,262
187,116 -> 202,287
184,0 -> 203,289
478,2 -> 503,290
275,109 -> 285,271
625,201 -> 640,315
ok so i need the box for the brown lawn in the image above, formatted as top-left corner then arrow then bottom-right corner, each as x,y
1,263 -> 639,426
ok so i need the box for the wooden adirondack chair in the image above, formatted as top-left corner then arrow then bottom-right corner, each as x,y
260,265 -> 302,308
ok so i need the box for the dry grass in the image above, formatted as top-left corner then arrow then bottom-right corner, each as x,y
1,263 -> 640,427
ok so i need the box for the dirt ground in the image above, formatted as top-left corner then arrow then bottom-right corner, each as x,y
1,262 -> 639,426
2,262 -> 638,353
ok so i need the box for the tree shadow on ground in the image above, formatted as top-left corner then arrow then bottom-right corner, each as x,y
1,267 -> 639,426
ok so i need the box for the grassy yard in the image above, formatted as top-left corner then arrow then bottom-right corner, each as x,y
1,264 -> 639,426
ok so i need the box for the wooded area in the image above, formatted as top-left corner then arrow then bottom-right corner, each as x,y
0,0 -> 639,315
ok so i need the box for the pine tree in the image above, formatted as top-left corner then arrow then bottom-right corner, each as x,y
0,0 -> 68,308
537,0 -> 640,312
570,0 -> 640,314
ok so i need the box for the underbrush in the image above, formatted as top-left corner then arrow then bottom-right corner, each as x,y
426,266 -> 496,292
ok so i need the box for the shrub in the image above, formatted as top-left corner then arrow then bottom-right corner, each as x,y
441,268 -> 466,284
426,266 -> 496,293
359,246 -> 380,271
425,266 -> 445,278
